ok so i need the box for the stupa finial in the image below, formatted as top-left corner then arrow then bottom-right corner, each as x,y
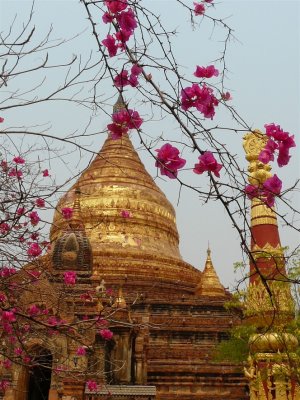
69,184 -> 84,231
207,242 -> 211,258
113,93 -> 127,114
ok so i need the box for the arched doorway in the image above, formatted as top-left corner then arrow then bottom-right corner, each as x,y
27,348 -> 52,400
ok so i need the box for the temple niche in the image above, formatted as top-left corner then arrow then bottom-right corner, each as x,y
2,97 -> 252,400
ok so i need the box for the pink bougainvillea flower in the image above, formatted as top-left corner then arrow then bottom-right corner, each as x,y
35,198 -> 45,208
244,175 -> 282,208
194,2 -> 205,15
120,210 -> 131,218
27,242 -> 42,257
126,109 -> 143,129
87,380 -> 98,391
114,70 -> 129,87
263,193 -> 275,208
244,184 -> 260,200
131,64 -> 143,76
114,70 -> 138,88
181,84 -> 218,119
102,11 -> 114,24
105,0 -> 128,14
76,346 -> 86,356
0,117 -> 4,123
0,223 -> 10,234
107,122 -> 127,140
277,145 -> 290,167
0,380 -> 9,390
194,65 -> 219,78
3,359 -> 12,369
42,169 -> 49,177
115,29 -> 132,44
28,304 -> 40,316
0,267 -> 16,277
8,168 -> 23,179
30,232 -> 39,240
264,123 -> 289,141
28,211 -> 40,226
99,328 -> 114,340
102,34 -> 118,57
61,207 -> 73,219
107,109 -> 143,139
221,91 -> 232,101
1,160 -> 8,171
64,270 -> 77,285
262,174 -> 282,195
128,74 -> 138,87
155,143 -> 186,179
117,8 -> 137,33
1,310 -> 16,322
258,149 -> 273,164
17,207 -> 26,216
261,124 -> 296,167
193,151 -> 223,177
13,156 -> 25,164
258,138 -> 278,164
48,316 -> 59,326
14,348 -> 23,356
277,135 -> 296,167
181,84 -> 202,110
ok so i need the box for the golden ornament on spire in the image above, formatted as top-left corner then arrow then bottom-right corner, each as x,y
243,130 -> 277,226
243,129 -> 272,186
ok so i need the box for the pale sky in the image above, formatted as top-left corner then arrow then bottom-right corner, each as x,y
1,0 -> 299,289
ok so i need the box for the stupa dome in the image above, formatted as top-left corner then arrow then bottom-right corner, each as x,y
50,99 -> 200,290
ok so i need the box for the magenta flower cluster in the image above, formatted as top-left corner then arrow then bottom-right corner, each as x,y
102,0 -> 138,58
259,123 -> 296,167
155,143 -> 186,179
193,151 -> 223,177
194,0 -> 214,16
63,270 -> 77,285
245,124 -> 296,208
114,64 -> 143,89
181,83 -> 219,119
245,174 -> 282,208
107,108 -> 143,140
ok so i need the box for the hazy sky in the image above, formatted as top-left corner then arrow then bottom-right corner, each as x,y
1,0 -> 299,289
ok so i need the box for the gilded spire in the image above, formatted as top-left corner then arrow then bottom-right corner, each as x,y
196,247 -> 225,297
243,130 -> 283,283
243,129 -> 272,186
113,93 -> 126,114
68,185 -> 84,231
243,130 -> 298,400
243,129 -> 293,322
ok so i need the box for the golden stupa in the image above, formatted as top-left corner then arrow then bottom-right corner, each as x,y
51,98 -> 201,294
